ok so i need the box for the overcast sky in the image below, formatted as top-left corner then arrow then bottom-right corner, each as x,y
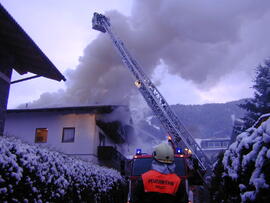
2,0 -> 270,109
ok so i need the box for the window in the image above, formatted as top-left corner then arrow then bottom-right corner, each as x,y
62,127 -> 75,143
207,142 -> 214,148
214,142 -> 221,147
35,128 -> 48,143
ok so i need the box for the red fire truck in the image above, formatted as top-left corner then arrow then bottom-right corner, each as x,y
127,146 -> 202,203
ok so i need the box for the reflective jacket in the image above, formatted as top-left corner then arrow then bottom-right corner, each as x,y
142,170 -> 181,195
133,170 -> 188,203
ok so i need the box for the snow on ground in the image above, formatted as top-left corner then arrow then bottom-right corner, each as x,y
222,116 -> 270,202
0,136 -> 125,202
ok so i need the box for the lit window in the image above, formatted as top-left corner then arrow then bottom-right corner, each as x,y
62,128 -> 75,143
35,128 -> 48,143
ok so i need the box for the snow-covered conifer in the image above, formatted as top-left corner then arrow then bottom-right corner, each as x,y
240,59 -> 270,129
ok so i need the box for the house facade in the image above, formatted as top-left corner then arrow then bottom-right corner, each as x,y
4,105 -> 132,174
195,138 -> 230,161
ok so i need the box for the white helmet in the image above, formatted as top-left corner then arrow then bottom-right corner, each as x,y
153,142 -> 174,164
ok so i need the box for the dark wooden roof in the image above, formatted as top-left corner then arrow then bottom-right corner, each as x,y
0,3 -> 66,81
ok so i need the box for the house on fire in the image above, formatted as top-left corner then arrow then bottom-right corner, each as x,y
4,105 -> 133,174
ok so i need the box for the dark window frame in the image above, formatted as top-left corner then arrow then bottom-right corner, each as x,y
62,127 -> 75,143
35,128 -> 48,143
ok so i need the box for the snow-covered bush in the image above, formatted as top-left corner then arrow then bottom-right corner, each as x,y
0,136 -> 127,202
219,117 -> 270,202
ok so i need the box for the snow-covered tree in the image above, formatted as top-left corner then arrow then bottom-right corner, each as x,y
211,115 -> 270,202
231,118 -> 245,144
240,59 -> 270,129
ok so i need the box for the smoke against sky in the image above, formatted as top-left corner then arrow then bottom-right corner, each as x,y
4,0 -> 270,108
128,0 -> 270,85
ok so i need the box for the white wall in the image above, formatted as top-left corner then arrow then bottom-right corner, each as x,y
4,111 -> 99,163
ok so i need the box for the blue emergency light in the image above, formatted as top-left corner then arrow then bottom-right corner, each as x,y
136,149 -> 142,155
176,147 -> 182,154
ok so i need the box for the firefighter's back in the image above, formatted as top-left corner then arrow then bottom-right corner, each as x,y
133,177 -> 188,203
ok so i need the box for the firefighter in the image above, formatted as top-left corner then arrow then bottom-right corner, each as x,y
133,142 -> 188,203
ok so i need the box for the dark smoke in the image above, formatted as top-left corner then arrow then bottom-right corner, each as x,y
23,0 -> 270,108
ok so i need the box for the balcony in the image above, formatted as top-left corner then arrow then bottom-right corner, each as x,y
97,146 -> 127,175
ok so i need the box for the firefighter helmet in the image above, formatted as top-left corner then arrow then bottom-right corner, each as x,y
153,142 -> 174,164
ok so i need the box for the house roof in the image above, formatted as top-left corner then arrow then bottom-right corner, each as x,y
0,3 -> 66,81
6,105 -> 124,114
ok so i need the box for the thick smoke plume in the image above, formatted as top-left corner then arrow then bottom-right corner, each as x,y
24,0 -> 270,108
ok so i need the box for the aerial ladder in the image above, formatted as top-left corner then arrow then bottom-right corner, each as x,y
91,13 -> 212,179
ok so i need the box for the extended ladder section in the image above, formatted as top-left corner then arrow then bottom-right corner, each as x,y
92,13 -> 212,173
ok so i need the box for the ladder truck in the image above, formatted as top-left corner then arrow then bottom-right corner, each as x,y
91,12 -> 212,181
